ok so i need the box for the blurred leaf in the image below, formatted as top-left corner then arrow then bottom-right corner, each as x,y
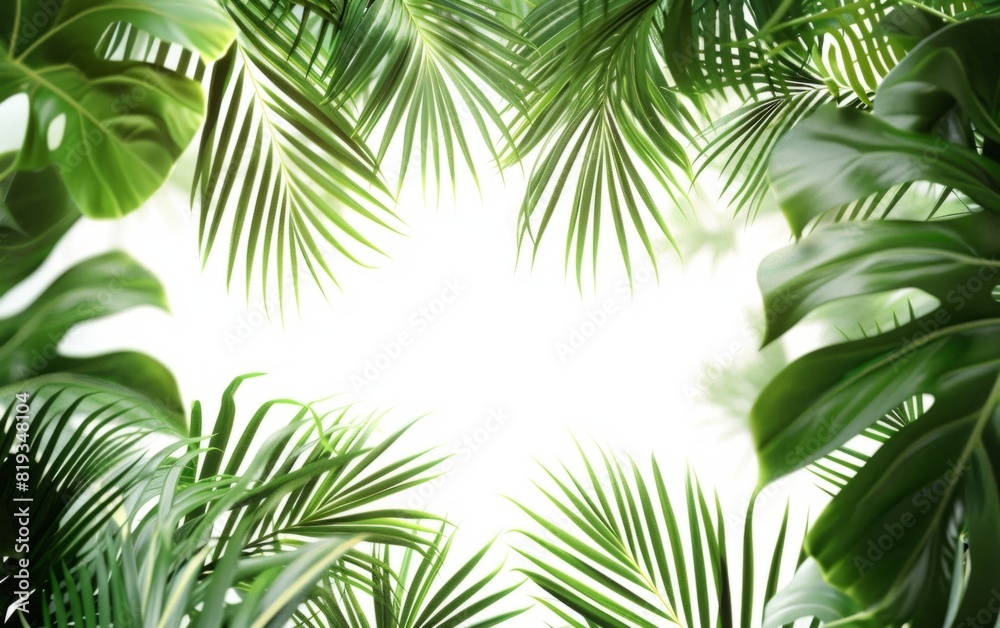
0,160 -> 80,298
0,252 -> 183,427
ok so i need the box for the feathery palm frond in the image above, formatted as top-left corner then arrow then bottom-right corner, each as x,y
195,1 -> 399,305
0,385 -> 175,615
10,375 -> 456,626
696,74 -> 848,219
296,524 -> 527,627
514,445 -> 805,627
507,0 -> 702,288
324,0 -> 528,194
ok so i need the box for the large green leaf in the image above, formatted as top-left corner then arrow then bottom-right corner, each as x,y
768,17 -> 1000,234
0,252 -> 184,427
753,213 -> 1000,625
0,160 -> 80,297
0,0 -> 234,217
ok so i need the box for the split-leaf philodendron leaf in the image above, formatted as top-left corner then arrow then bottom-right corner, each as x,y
0,157 -> 79,296
769,17 -> 1000,235
756,213 -> 1000,626
756,16 -> 1000,627
0,0 -> 234,217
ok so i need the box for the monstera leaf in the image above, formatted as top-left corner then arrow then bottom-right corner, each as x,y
753,212 -> 1000,625
0,158 -> 80,296
0,251 -> 184,429
0,0 -> 234,217
769,17 -> 1000,234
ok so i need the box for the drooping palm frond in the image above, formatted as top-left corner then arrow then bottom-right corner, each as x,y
196,0 -> 529,302
295,524 -> 527,627
194,1 -> 399,305
513,445 -> 806,627
324,0 -> 529,194
507,0 -> 700,288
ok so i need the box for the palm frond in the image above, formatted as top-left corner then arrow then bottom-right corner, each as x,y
16,376 -> 454,625
513,445 -> 804,627
296,524 -> 527,627
195,1 -> 399,305
325,0 -> 528,194
508,0 -> 701,288
0,384 -> 171,616
696,74 -> 845,218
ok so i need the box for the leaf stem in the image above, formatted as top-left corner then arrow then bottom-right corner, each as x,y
9,0 -> 22,57
897,0 -> 959,23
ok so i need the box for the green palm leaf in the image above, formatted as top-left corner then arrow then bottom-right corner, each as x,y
195,1 -> 399,303
514,445 -> 804,627
19,376 -> 455,626
507,0 -> 699,287
296,524 -> 527,627
0,385 -> 177,618
325,0 -> 528,193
